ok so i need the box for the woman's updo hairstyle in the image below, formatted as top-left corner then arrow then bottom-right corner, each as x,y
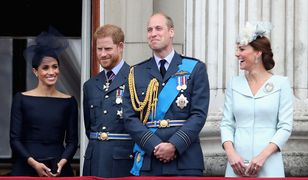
237,21 -> 275,70
250,36 -> 275,70
24,26 -> 68,70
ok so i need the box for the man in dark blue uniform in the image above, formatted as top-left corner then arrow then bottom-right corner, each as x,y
82,24 -> 134,177
123,12 -> 210,176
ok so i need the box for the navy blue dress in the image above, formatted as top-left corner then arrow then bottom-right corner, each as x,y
10,92 -> 78,176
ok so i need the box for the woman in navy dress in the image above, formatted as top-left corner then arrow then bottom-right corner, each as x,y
10,28 -> 78,177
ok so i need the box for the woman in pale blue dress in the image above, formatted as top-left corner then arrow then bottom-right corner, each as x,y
220,22 -> 293,177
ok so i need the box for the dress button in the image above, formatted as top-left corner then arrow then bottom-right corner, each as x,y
90,105 -> 94,108
102,126 -> 106,130
141,92 -> 145,95
103,110 -> 107,114
162,83 -> 165,86
129,154 -> 133,159
105,95 -> 109,98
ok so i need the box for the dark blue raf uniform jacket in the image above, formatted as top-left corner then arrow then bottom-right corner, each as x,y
123,52 -> 210,176
83,62 -> 134,178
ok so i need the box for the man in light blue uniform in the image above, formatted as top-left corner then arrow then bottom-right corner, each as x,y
83,24 -> 134,177
123,12 -> 210,176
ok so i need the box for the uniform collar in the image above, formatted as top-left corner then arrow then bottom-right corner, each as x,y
104,59 -> 124,77
153,49 -> 175,70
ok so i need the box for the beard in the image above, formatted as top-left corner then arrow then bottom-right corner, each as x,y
99,54 -> 120,70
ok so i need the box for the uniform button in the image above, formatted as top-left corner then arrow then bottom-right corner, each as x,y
105,95 -> 109,99
162,83 -> 165,86
103,110 -> 107,114
129,154 -> 133,159
90,105 -> 94,108
141,92 -> 145,95
102,126 -> 106,130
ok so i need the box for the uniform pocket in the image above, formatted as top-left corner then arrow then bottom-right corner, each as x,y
112,146 -> 133,160
112,146 -> 134,177
88,100 -> 101,120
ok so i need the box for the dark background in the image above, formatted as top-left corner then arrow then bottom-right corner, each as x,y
0,0 -> 82,175
0,0 -> 82,37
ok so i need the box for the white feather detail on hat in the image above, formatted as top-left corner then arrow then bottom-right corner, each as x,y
237,21 -> 272,45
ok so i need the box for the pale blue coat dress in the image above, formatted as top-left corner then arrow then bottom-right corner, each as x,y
220,75 -> 293,177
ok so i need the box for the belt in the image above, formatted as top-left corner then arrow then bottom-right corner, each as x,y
90,132 -> 132,141
146,119 -> 186,128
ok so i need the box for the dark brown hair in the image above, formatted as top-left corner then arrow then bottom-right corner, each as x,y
249,36 -> 275,70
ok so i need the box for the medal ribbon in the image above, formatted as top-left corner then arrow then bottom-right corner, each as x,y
130,58 -> 197,176
116,89 -> 123,97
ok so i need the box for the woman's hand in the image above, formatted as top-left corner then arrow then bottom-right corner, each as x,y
223,141 -> 246,176
227,151 -> 247,176
245,156 -> 264,177
245,143 -> 279,176
51,158 -> 68,177
27,157 -> 53,177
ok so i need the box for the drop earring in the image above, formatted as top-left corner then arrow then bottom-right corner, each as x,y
255,56 -> 261,64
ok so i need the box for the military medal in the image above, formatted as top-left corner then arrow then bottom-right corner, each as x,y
176,94 -> 189,109
117,108 -> 123,119
116,97 -> 122,104
176,76 -> 182,90
104,71 -> 115,91
116,88 -> 124,104
181,76 -> 187,90
119,85 -> 125,90
103,82 -> 110,91
177,76 -> 188,91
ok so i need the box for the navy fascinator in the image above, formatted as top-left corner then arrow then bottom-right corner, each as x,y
24,26 -> 68,69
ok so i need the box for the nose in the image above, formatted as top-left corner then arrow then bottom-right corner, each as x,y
49,67 -> 57,73
148,30 -> 157,37
46,69 -> 55,76
235,49 -> 240,58
98,49 -> 107,58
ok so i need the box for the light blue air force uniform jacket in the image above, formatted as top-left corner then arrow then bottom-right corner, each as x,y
220,75 -> 293,177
